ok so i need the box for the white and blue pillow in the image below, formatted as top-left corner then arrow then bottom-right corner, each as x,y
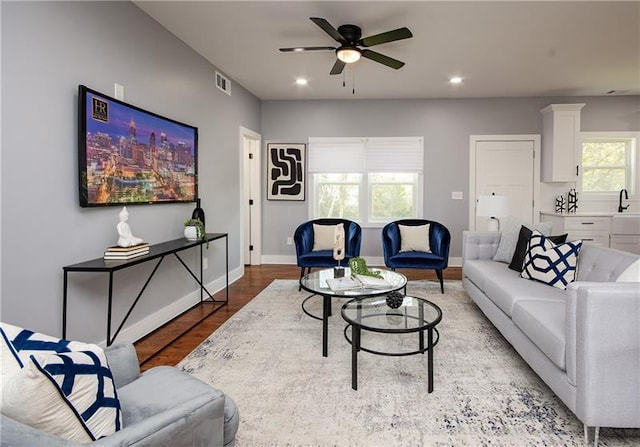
521,230 -> 583,289
0,323 -> 122,442
1,322 -> 102,387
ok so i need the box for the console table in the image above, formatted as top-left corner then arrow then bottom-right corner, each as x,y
63,233 -> 228,348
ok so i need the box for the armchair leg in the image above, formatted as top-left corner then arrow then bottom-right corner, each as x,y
299,267 -> 306,291
436,270 -> 444,293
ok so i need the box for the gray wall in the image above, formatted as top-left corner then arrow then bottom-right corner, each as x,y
261,96 -> 640,259
1,1 -> 261,340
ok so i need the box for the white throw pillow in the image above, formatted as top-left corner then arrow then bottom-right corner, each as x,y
312,224 -> 337,251
399,224 -> 431,253
616,259 -> 640,282
0,350 -> 122,442
493,216 -> 553,263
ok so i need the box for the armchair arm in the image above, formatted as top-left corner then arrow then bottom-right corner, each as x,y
461,231 -> 500,264
568,282 -> 640,428
105,342 -> 140,389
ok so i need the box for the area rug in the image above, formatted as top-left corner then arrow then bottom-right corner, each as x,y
178,280 -> 639,446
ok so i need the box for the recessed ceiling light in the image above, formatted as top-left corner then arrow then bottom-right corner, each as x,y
296,78 -> 308,86
450,76 -> 463,84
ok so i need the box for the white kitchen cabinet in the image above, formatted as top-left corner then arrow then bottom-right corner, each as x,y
540,103 -> 585,182
610,235 -> 640,255
541,212 -> 611,247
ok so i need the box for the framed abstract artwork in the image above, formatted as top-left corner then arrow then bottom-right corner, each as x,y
267,143 -> 306,201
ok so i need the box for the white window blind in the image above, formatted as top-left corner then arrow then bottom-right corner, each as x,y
308,137 -> 423,173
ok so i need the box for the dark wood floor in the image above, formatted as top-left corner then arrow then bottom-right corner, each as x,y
134,264 -> 462,371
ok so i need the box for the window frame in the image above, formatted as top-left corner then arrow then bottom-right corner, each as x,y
308,137 -> 424,227
578,131 -> 638,201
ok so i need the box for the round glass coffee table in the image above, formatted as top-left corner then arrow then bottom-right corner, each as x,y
341,295 -> 442,391
299,268 -> 407,357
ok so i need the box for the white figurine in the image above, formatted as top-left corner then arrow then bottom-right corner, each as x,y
116,206 -> 144,247
333,223 -> 345,262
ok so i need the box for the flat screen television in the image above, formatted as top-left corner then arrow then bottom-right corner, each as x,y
78,85 -> 198,207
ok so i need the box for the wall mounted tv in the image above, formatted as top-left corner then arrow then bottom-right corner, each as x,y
78,85 -> 198,207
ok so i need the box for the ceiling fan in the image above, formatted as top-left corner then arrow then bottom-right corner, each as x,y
279,17 -> 413,75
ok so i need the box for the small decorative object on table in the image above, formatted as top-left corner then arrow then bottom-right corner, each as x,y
555,195 -> 566,214
386,291 -> 404,309
333,223 -> 345,278
184,218 -> 208,248
192,198 -> 205,226
348,257 -> 383,279
116,206 -> 144,248
568,188 -> 578,213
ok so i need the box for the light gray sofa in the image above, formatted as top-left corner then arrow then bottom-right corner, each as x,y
1,343 -> 239,447
462,231 -> 640,445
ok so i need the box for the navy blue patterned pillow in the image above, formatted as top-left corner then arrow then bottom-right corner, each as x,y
521,230 -> 582,289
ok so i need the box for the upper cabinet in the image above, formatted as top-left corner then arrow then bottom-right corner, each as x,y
540,103 -> 585,182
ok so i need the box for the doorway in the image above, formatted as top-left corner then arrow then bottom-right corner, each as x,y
469,135 -> 541,231
240,127 -> 262,265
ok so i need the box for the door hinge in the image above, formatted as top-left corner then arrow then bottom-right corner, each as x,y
249,199 -> 254,205
249,245 -> 254,251
249,153 -> 254,159
576,165 -> 579,176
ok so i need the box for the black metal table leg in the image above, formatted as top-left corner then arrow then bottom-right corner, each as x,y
428,327 -> 434,393
322,294 -> 330,357
107,271 -> 114,346
352,324 -> 361,390
63,271 -> 68,339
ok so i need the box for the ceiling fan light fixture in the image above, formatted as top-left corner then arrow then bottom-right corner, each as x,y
337,48 -> 361,63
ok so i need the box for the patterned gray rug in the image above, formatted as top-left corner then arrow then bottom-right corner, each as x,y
178,280 -> 638,446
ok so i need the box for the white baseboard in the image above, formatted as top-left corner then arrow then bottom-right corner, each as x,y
109,265 -> 244,346
261,255 -> 462,267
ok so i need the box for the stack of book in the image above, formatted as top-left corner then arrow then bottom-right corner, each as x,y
103,243 -> 150,261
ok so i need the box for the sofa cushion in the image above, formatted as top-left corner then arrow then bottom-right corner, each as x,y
512,300 -> 567,370
521,231 -> 582,289
0,350 -> 121,442
483,273 -> 566,317
492,216 -> 553,263
463,259 -> 512,293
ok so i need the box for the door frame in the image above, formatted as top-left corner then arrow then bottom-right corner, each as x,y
469,134 -> 541,231
239,126 -> 262,265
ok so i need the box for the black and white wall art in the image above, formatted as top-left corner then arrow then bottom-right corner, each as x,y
267,143 -> 306,201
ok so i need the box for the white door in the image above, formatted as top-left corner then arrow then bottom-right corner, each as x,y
240,127 -> 262,265
469,135 -> 541,231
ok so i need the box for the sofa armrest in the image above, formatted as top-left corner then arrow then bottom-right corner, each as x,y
567,282 -> 640,428
105,342 -> 140,389
462,231 -> 500,265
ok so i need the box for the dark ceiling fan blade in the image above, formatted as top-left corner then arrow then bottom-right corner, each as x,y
330,59 -> 346,75
310,17 -> 346,43
361,49 -> 405,69
279,46 -> 336,52
359,27 -> 413,47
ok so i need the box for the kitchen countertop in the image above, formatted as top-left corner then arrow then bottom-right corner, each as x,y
540,211 -> 619,217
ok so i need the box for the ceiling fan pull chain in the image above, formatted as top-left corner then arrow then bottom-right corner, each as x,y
342,69 -> 346,88
352,65 -> 356,95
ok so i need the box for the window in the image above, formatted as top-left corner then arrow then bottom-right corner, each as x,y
308,137 -> 423,226
580,132 -> 637,196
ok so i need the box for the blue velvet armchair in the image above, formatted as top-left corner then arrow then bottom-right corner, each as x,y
382,219 -> 451,293
294,218 -> 362,284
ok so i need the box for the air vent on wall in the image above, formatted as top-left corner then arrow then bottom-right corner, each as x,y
216,71 -> 231,95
